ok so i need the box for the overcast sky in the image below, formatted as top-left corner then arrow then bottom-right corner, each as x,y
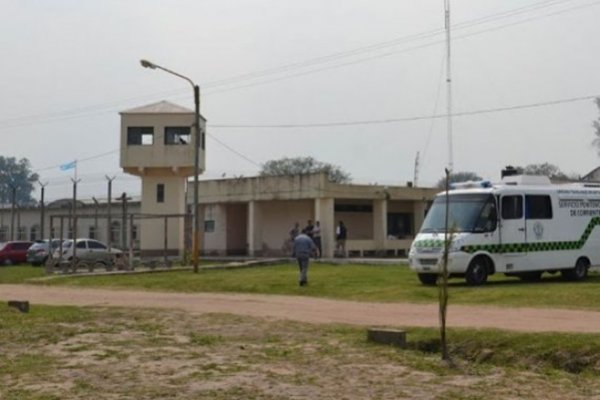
2,0 -> 600,201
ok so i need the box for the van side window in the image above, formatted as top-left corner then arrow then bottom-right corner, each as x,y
502,195 -> 523,219
526,195 -> 553,219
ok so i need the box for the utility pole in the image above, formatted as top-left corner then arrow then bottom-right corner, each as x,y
71,178 -> 81,271
106,175 -> 115,251
38,181 -> 48,240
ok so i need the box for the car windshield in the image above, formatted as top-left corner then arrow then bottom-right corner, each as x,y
0,243 -> 5,251
421,193 -> 497,233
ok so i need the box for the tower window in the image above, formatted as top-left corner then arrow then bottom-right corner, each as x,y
165,127 -> 191,145
127,127 -> 154,145
157,184 -> 165,203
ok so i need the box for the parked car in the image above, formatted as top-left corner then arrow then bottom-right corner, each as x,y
0,241 -> 34,265
26,239 -> 63,266
52,238 -> 123,269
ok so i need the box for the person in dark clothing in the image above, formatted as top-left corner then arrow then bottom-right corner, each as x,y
292,233 -> 317,286
303,219 -> 315,239
289,222 -> 300,240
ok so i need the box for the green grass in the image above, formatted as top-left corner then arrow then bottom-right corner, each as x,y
0,264 -> 46,283
20,262 -> 600,310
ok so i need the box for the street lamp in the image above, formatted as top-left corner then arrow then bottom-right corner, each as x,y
140,59 -> 201,273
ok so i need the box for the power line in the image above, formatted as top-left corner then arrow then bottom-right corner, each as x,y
0,0 -> 586,131
206,133 -> 262,167
209,93 -> 600,129
29,91 -> 600,176
200,0 -> 572,90
201,0 -> 600,97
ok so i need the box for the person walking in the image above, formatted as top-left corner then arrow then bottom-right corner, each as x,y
292,232 -> 316,286
312,220 -> 322,258
335,221 -> 347,257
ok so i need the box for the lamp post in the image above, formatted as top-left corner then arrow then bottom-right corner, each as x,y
140,59 -> 201,273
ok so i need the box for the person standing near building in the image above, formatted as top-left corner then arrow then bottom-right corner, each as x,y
312,220 -> 322,258
335,220 -> 347,257
292,232 -> 316,286
289,222 -> 300,240
303,219 -> 314,238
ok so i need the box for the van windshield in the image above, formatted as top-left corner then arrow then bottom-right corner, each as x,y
421,193 -> 497,233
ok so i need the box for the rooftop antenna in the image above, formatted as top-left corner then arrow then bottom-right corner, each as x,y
413,151 -> 420,187
445,0 -> 454,172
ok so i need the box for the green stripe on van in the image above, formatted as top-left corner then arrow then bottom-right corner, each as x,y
461,216 -> 600,254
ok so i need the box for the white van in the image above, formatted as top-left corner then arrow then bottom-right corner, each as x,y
409,174 -> 600,285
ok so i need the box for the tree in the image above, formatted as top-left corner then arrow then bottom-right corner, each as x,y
436,171 -> 482,188
0,157 -> 39,205
260,156 -> 351,183
592,97 -> 600,156
514,163 -> 572,180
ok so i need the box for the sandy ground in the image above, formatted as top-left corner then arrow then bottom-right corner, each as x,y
1,284 -> 600,333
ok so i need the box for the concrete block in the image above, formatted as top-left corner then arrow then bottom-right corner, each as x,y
367,328 -> 406,348
8,300 -> 30,313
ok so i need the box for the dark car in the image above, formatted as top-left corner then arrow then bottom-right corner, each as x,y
0,241 -> 34,265
26,239 -> 63,266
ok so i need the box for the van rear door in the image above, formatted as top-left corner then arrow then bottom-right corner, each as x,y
500,194 -> 527,271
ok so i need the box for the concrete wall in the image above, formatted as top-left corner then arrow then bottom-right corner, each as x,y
334,212 -> 372,239
140,176 -> 186,254
202,204 -> 227,255
258,200 -> 313,255
0,202 -> 139,248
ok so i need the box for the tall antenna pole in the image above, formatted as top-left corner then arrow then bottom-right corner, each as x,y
445,0 -> 454,172
413,151 -> 420,188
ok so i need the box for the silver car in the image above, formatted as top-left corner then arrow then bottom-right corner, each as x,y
27,239 -> 63,266
53,239 -> 123,270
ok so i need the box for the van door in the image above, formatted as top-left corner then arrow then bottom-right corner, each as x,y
499,194 -> 527,271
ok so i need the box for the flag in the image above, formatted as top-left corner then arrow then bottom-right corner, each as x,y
59,160 -> 77,171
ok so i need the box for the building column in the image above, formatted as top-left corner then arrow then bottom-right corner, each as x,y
315,198 -> 334,258
247,201 -> 262,256
413,200 -> 426,236
373,199 -> 388,253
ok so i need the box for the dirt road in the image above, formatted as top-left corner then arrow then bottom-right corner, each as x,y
2,284 -> 599,333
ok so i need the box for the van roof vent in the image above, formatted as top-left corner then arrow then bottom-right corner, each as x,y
501,175 -> 551,185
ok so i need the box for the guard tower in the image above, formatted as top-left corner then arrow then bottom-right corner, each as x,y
120,101 -> 206,256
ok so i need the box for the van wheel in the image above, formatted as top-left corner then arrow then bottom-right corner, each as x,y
465,257 -> 489,286
418,273 -> 438,285
562,258 -> 589,281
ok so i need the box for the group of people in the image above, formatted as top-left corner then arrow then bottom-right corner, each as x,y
289,220 -> 348,286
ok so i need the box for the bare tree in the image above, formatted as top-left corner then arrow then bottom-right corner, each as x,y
436,171 -> 482,188
260,156 -> 351,183
439,168 -> 451,361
